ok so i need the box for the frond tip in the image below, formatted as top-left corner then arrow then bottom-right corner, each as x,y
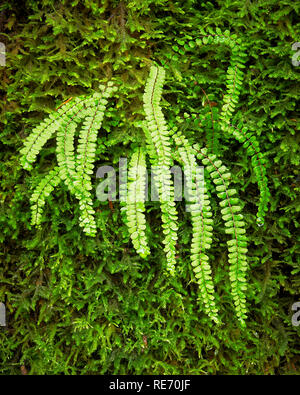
20,96 -> 87,171
29,166 -> 61,227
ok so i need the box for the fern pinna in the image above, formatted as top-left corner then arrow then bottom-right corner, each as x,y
20,30 -> 270,326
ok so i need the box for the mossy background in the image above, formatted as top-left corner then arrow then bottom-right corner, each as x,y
0,0 -> 299,374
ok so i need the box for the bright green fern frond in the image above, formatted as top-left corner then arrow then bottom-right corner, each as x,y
220,44 -> 247,129
76,83 -> 117,193
20,96 -> 87,170
29,166 -> 61,226
143,65 -> 178,275
173,131 -> 219,324
124,147 -> 150,259
195,32 -> 247,131
56,93 -> 100,194
73,83 -> 117,236
201,101 -> 220,154
56,84 -> 116,236
227,122 -> 271,225
195,145 -> 248,326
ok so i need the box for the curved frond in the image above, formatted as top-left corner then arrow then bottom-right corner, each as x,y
29,166 -> 61,226
195,145 -> 248,326
195,31 -> 247,129
56,84 -> 116,236
124,147 -> 150,258
20,96 -> 87,170
226,122 -> 271,224
143,65 -> 178,275
173,131 -> 219,324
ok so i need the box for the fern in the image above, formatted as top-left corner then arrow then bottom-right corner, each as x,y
21,83 -> 117,236
20,96 -> 87,170
195,146 -> 248,326
20,29 -> 270,327
225,122 -> 271,225
195,31 -> 247,134
170,30 -> 270,224
173,131 -> 219,324
142,65 -> 178,275
124,147 -> 150,259
29,166 -> 61,226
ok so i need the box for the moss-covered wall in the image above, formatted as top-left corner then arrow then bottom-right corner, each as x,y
0,0 -> 299,374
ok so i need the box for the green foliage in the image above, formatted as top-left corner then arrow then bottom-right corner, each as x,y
173,132 -> 219,324
1,0 -> 299,376
123,147 -> 150,259
142,65 -> 178,274
30,166 -> 61,226
225,122 -> 271,224
195,146 -> 248,326
20,83 -> 117,236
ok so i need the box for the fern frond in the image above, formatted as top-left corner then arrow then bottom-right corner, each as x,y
195,32 -> 247,131
20,96 -> 87,170
124,147 -> 150,259
143,65 -> 178,275
226,122 -> 271,224
220,44 -> 247,128
195,145 -> 248,326
173,131 -> 219,324
76,83 -> 117,192
56,93 -> 98,194
202,101 -> 220,154
56,84 -> 116,236
29,166 -> 61,226
74,83 -> 117,236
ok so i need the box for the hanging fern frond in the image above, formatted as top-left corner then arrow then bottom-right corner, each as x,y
75,85 -> 115,193
56,99 -> 88,193
124,147 -> 150,259
143,64 -> 178,275
29,166 -> 61,226
73,83 -> 117,236
173,131 -> 219,324
55,84 -> 116,236
219,44 -> 247,129
20,96 -> 87,171
226,122 -> 271,225
55,95 -> 99,236
195,31 -> 247,131
22,83 -> 116,237
195,146 -> 248,326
